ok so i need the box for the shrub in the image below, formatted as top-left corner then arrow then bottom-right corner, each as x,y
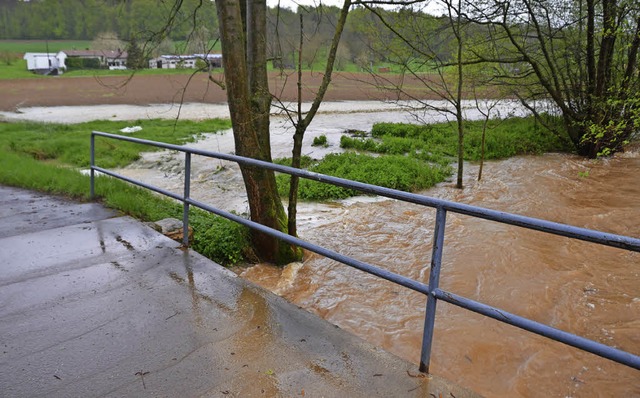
340,135 -> 382,152
312,135 -> 328,147
65,56 -> 102,70
192,216 -> 251,265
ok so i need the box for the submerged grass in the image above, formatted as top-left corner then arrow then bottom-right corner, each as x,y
343,116 -> 571,161
277,116 -> 571,201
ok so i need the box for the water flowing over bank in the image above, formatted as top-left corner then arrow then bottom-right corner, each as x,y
241,152 -> 640,397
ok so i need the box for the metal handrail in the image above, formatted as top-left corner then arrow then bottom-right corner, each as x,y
90,131 -> 640,374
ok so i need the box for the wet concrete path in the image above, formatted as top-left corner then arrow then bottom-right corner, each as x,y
0,186 -> 479,397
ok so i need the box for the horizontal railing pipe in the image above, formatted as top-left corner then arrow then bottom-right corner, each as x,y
93,166 -> 185,202
187,197 -> 430,295
90,131 -> 640,375
433,289 -> 640,370
92,131 -> 640,253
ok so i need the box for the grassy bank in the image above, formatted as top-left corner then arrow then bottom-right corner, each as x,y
351,116 -> 570,161
1,118 -> 229,168
0,118 -> 252,266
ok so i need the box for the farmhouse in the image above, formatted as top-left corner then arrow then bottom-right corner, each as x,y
149,53 -> 222,69
61,50 -> 128,70
23,52 -> 65,75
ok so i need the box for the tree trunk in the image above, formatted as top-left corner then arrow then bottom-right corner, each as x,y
287,13 -> 305,238
595,0 -> 617,97
455,0 -> 464,189
586,0 -> 595,97
216,0 -> 299,264
286,1 -> 351,237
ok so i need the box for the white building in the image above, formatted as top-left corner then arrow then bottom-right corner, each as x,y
149,54 -> 222,69
24,50 -> 128,74
23,52 -> 65,75
60,50 -> 128,70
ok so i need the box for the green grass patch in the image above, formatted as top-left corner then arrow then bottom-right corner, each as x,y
0,40 -> 93,53
192,216 -> 252,265
349,116 -> 571,161
275,152 -> 451,201
0,119 -> 230,168
0,59 -> 37,79
0,117 -> 252,266
275,116 -> 570,201
312,134 -> 328,147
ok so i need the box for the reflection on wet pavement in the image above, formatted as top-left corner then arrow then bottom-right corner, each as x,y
0,186 -> 478,397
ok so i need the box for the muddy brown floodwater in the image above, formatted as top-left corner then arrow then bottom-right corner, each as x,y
241,152 -> 640,398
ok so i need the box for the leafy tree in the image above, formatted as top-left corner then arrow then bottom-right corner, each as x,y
466,0 -> 640,157
92,31 -> 125,51
125,36 -> 146,69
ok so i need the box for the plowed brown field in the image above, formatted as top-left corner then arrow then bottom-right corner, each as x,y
0,71 -> 437,111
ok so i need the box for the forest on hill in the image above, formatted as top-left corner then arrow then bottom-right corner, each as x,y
0,0 -> 452,69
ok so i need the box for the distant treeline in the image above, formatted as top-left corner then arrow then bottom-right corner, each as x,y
0,0 -> 216,42
0,1 -> 453,69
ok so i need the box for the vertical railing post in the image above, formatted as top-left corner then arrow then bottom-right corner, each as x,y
420,206 -> 447,373
182,152 -> 191,247
90,132 -> 95,200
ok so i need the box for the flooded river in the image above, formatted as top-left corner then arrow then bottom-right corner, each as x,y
9,101 -> 637,396
241,152 -> 640,397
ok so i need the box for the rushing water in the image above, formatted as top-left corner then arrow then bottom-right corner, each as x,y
241,152 -> 640,397
66,101 -> 638,397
